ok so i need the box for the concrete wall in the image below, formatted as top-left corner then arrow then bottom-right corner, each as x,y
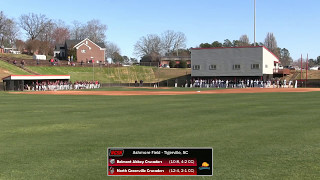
191,47 -> 265,77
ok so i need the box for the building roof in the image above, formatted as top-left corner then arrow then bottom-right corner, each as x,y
191,46 -> 279,60
61,39 -> 106,50
96,42 -> 106,48
73,38 -> 106,50
2,75 -> 70,81
54,44 -> 65,51
65,40 -> 81,48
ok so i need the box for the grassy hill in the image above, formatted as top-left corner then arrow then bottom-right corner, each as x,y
155,68 -> 191,81
25,66 -> 190,83
0,57 -> 191,83
0,60 -> 31,79
283,70 -> 320,81
27,66 -> 158,83
0,53 -> 34,60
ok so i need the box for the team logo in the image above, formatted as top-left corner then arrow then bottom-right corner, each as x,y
109,167 -> 115,174
109,158 -> 115,165
198,162 -> 210,170
109,149 -> 124,157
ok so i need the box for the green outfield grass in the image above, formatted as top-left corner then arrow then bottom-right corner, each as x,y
82,87 -> 219,91
0,92 -> 319,179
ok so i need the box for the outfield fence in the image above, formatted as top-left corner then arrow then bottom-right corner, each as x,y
296,79 -> 320,88
100,74 -> 191,88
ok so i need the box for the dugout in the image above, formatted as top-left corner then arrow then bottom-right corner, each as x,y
2,75 -> 70,91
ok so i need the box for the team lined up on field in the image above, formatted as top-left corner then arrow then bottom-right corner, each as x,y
24,80 -> 101,91
187,79 -> 296,88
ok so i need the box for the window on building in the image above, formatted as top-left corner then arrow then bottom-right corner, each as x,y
251,64 -> 260,69
193,65 -> 200,70
233,64 -> 240,70
209,64 -> 217,70
81,49 -> 86,53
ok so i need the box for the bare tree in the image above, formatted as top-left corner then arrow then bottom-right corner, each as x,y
173,32 -> 186,56
134,34 -> 162,58
70,20 -> 85,40
38,21 -> 54,42
19,13 -> 52,40
161,30 -> 187,56
0,11 -> 8,46
51,20 -> 70,45
4,18 -> 20,48
105,41 -> 120,61
25,39 -> 40,54
52,27 -> 70,44
15,39 -> 25,52
264,32 -> 278,51
161,30 -> 176,55
37,21 -> 56,55
0,12 -> 19,48
239,34 -> 250,46
0,11 -> 5,32
70,19 -> 107,42
85,19 -> 107,43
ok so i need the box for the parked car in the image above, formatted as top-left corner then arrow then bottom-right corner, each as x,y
163,64 -> 170,68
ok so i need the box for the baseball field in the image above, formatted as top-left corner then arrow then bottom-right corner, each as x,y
1,88 -> 320,179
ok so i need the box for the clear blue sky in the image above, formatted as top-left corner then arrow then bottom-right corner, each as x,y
1,0 -> 319,60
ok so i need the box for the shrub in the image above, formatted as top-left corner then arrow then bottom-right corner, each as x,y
169,60 -> 176,68
179,60 -> 187,68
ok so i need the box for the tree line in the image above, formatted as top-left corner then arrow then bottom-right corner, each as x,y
1,10 -> 319,66
0,11 -> 140,64
0,11 -> 108,55
134,30 -> 189,62
133,32 -> 295,67
197,33 -> 294,66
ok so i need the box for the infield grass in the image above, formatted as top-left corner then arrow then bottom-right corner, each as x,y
0,92 -> 319,179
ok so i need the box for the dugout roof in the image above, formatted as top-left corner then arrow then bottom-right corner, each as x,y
2,75 -> 70,81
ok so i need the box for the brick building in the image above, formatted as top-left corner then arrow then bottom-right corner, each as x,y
160,56 -> 191,68
54,38 -> 106,62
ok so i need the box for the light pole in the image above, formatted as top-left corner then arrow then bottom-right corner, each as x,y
91,57 -> 94,81
254,0 -> 256,46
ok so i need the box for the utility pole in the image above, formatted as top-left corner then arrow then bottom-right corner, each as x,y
91,57 -> 94,81
301,54 -> 302,81
254,0 -> 256,46
306,54 -> 308,87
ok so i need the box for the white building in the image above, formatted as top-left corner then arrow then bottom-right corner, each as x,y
191,46 -> 280,80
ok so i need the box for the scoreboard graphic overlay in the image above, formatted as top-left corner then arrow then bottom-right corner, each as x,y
107,147 -> 213,176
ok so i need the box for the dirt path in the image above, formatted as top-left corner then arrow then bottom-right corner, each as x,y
10,88 -> 320,96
